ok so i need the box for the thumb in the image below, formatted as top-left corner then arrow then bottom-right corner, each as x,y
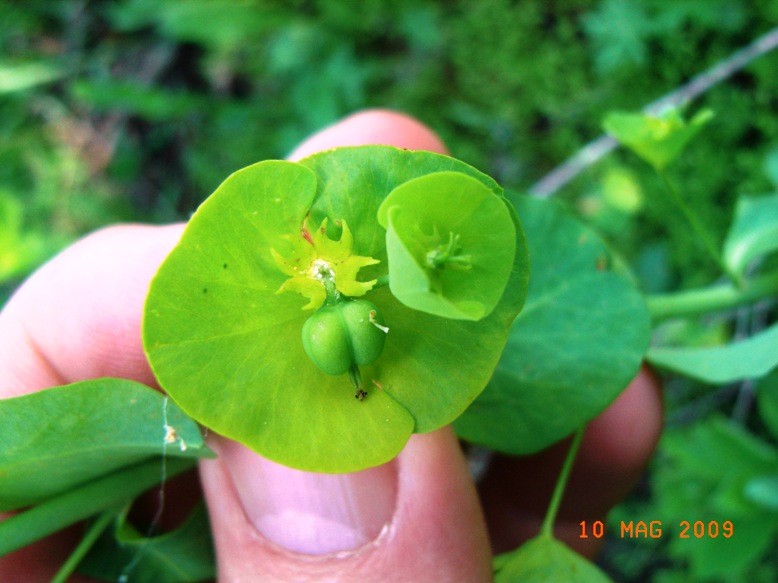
201,427 -> 491,581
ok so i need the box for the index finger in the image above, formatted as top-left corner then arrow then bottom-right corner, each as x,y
0,223 -> 184,397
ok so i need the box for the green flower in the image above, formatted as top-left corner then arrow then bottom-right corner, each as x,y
143,146 -> 528,473
272,216 -> 379,309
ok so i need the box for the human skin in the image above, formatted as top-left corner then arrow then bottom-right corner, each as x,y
0,110 -> 662,582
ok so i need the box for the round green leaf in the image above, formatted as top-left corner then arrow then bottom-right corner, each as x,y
144,146 -> 528,472
377,171 -> 516,321
495,535 -> 613,583
455,195 -> 650,455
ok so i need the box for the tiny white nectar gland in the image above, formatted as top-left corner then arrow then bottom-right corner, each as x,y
310,259 -> 335,282
369,310 -> 389,333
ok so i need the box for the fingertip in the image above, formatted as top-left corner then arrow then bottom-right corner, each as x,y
0,223 -> 185,395
579,366 -> 663,478
287,109 -> 449,161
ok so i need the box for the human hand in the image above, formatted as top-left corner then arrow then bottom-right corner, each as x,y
0,110 -> 662,582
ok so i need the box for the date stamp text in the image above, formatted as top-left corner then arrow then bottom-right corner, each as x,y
579,520 -> 734,539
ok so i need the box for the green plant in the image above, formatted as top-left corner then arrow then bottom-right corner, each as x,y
142,146 -> 528,473
2,101 -> 777,579
599,107 -> 778,582
1,141 -> 651,581
2,2 -> 778,580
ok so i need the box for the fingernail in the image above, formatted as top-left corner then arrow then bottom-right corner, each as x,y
216,438 -> 398,555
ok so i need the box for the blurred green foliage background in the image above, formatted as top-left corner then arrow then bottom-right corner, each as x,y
3,0 -> 778,296
2,1 -> 777,581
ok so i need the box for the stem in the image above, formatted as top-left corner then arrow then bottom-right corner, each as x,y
541,427 -> 585,537
657,171 -> 745,289
50,508 -> 118,583
0,457 -> 196,557
322,276 -> 340,306
348,364 -> 367,400
647,270 -> 778,321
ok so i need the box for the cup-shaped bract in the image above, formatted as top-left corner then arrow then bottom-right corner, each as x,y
377,171 -> 517,321
143,146 -> 529,473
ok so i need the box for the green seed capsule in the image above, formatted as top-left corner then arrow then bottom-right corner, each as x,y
302,299 -> 387,376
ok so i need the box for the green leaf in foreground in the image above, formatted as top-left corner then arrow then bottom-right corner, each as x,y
377,171 -> 516,321
78,503 -> 215,583
455,195 -> 649,454
0,458 -> 197,557
647,321 -> 778,384
144,146 -> 528,472
603,108 -> 713,170
494,535 -> 613,583
723,193 -> 778,277
0,379 -> 211,512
